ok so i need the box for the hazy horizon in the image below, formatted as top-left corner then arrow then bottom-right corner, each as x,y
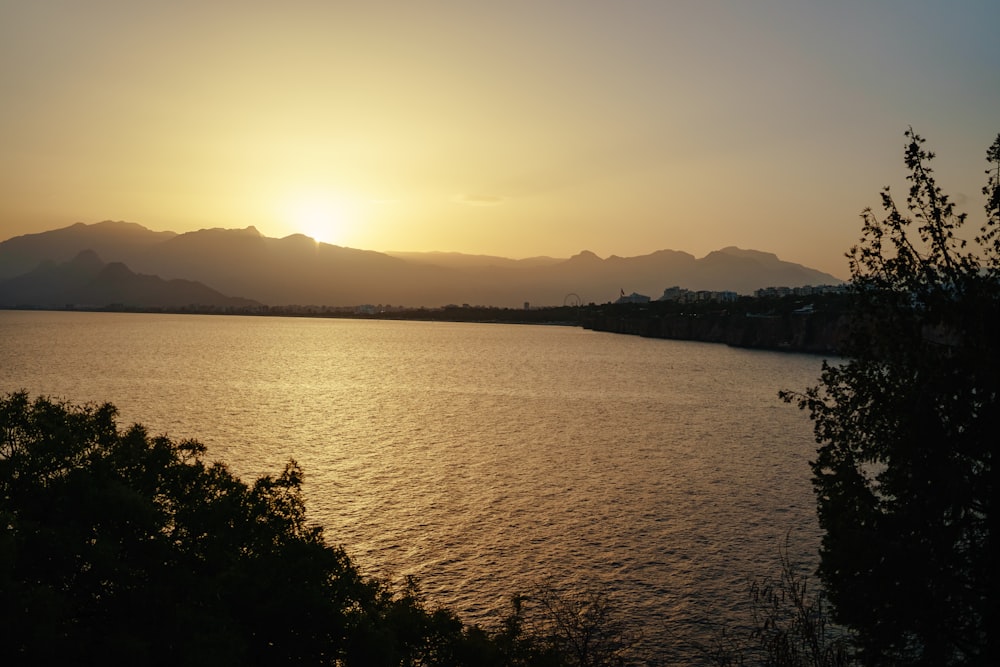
2,217 -> 849,274
2,1 -> 998,280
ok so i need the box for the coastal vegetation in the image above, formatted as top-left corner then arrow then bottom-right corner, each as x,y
0,391 -> 640,666
782,129 -> 1000,664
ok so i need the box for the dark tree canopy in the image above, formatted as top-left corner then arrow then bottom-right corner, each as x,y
0,391 -> 639,666
783,130 -> 1000,665
0,392 -> 376,665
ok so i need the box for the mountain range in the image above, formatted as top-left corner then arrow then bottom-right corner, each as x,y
0,249 -> 259,310
0,221 -> 843,308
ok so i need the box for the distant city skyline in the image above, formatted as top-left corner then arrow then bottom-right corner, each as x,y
2,1 -> 998,280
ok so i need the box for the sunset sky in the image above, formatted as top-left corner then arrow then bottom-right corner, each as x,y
2,1 -> 998,279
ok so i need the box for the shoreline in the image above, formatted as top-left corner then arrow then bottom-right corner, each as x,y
3,297 -> 850,356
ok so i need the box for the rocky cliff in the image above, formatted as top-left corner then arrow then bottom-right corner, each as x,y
582,309 -> 849,355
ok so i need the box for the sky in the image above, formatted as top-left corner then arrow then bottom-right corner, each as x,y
2,1 -> 998,279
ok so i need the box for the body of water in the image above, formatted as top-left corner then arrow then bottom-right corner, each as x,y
1,310 -> 830,663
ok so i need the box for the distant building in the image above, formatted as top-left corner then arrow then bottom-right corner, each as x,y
658,286 -> 737,303
615,291 -> 651,304
754,286 -> 793,298
658,286 -> 688,302
754,284 -> 846,298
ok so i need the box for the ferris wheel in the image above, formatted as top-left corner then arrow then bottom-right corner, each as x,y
563,293 -> 582,307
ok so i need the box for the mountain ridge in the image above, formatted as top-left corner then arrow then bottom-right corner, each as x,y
0,221 -> 844,308
0,248 -> 259,309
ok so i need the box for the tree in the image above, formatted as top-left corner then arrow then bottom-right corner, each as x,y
782,129 -> 1000,665
0,391 -> 369,665
0,391 -> 640,666
0,393 -> 466,665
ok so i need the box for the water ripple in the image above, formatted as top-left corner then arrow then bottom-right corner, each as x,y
0,311 -> 830,664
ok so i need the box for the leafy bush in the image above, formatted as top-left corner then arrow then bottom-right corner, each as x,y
692,535 -> 853,667
0,391 -> 641,666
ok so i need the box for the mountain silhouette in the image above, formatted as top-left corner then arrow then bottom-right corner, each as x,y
0,221 -> 176,280
0,249 -> 259,309
0,222 -> 843,307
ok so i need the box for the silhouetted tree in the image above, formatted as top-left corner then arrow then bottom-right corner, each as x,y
0,391 -> 641,666
782,130 -> 1000,665
0,391 -> 368,665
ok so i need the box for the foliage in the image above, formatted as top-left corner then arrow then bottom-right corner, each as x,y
490,587 -> 640,667
0,391 -> 375,665
781,130 -> 1000,665
0,391 -> 643,666
693,534 -> 854,667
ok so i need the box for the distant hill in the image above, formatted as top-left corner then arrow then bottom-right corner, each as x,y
0,249 -> 259,309
0,221 -> 176,281
0,222 -> 843,308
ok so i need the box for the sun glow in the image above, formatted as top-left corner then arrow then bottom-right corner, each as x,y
283,193 -> 350,245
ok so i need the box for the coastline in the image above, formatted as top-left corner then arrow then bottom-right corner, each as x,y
2,296 -> 850,356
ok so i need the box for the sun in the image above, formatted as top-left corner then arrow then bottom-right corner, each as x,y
284,193 -> 347,245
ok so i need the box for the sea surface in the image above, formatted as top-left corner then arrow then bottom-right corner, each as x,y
1,310 -> 833,663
